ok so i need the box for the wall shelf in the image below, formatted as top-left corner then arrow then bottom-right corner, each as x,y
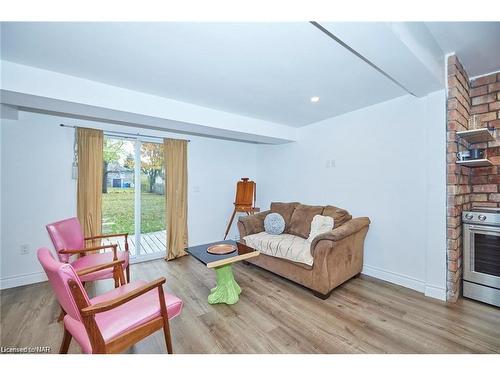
456,159 -> 493,167
456,128 -> 494,143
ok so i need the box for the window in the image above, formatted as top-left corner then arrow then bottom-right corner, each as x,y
102,136 -> 166,261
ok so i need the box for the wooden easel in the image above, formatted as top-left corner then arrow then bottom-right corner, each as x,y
224,178 -> 260,240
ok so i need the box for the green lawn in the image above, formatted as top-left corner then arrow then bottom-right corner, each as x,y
102,188 -> 165,235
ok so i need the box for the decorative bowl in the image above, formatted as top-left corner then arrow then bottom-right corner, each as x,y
207,244 -> 237,255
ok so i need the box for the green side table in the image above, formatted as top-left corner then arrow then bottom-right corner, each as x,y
185,240 -> 259,305
208,264 -> 242,305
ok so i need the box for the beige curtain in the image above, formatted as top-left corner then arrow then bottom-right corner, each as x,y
164,138 -> 188,260
77,127 -> 103,243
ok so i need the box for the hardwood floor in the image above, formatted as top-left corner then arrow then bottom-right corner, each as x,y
1,255 -> 499,354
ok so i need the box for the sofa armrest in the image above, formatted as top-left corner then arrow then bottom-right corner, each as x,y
238,210 -> 270,238
310,217 -> 370,254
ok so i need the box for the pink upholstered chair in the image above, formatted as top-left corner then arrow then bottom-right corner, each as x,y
46,217 -> 130,286
38,247 -> 183,354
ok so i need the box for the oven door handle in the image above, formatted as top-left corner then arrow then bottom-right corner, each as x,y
467,224 -> 500,233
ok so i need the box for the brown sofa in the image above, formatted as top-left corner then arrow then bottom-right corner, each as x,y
237,202 -> 370,299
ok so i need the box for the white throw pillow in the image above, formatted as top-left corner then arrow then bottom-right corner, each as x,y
307,215 -> 334,243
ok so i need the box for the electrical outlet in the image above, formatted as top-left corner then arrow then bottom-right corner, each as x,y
20,244 -> 30,255
325,159 -> 336,168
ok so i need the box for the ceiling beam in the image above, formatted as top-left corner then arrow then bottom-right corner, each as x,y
0,104 -> 18,120
310,21 -> 417,96
0,61 -> 297,144
312,22 -> 444,97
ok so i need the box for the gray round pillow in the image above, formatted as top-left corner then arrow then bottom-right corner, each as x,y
264,213 -> 285,235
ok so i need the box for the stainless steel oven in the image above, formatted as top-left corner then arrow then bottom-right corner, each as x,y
462,208 -> 500,307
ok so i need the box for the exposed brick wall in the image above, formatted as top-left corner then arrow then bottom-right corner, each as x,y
446,55 -> 472,302
446,57 -> 500,302
469,71 -> 500,210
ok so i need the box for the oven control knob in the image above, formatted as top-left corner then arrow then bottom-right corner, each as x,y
465,213 -> 473,220
478,215 -> 487,221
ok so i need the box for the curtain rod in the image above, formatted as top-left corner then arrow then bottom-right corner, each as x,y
59,124 -> 190,142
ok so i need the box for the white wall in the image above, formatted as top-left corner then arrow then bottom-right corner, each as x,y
0,111 -> 257,288
0,113 -> 3,284
256,91 -> 447,300
423,91 -> 448,299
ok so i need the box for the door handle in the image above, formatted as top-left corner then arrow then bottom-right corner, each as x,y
468,225 -> 500,233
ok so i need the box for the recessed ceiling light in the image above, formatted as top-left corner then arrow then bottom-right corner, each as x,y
310,96 -> 320,103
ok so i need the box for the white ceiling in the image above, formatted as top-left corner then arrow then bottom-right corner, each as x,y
1,22 -> 407,127
1,22 -> 499,127
425,22 -> 500,78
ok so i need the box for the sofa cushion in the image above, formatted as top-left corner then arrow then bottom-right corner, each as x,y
307,215 -> 334,242
238,211 -> 267,236
322,205 -> 352,228
243,232 -> 314,266
270,202 -> 300,232
288,204 -> 324,238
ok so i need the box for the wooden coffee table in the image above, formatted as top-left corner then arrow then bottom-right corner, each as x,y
185,240 -> 259,305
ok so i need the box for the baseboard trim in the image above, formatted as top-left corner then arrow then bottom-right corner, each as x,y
361,264 -> 446,301
362,264 -> 425,293
0,271 -> 47,290
424,284 -> 447,301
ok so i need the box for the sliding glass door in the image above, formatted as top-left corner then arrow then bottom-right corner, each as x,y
102,135 -> 166,261
139,142 -> 166,258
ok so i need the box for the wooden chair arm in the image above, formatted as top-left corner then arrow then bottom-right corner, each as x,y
80,278 -> 166,317
76,260 -> 125,277
85,233 -> 128,241
85,233 -> 129,253
59,244 -> 118,259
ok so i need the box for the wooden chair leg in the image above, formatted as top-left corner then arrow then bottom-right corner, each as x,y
113,264 -> 127,287
57,307 -> 66,322
224,209 -> 237,240
126,265 -> 130,284
157,286 -> 173,354
162,315 -> 173,354
59,327 -> 72,354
